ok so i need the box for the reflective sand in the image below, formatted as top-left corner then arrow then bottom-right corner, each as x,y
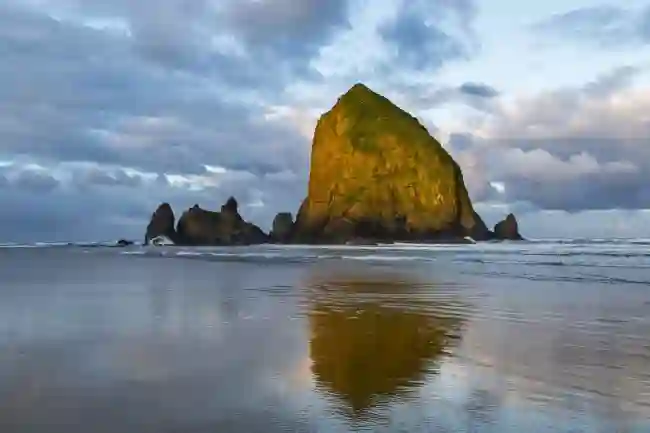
0,244 -> 648,432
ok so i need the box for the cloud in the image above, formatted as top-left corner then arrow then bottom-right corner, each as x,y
287,0 -> 480,103
10,0 -> 350,76
458,82 -> 499,98
0,151 -> 308,242
0,3 -> 315,175
533,4 -> 650,47
582,66 -> 640,97
72,166 -> 146,188
224,0 -> 349,56
446,66 -> 650,212
476,66 -> 650,142
399,81 -> 499,107
12,171 -> 60,193
0,0 -> 358,178
493,149 -> 645,211
518,209 -> 650,239
3,0 -> 649,240
0,164 -> 308,242
379,6 -> 466,70
382,0 -> 477,70
4,0 -> 447,241
0,164 -> 61,193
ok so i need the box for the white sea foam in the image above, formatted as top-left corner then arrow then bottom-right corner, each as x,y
148,235 -> 175,246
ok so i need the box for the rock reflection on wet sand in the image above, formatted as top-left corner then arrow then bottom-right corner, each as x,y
306,272 -> 464,418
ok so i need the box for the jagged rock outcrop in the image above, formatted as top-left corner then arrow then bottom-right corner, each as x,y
144,203 -> 177,245
176,197 -> 268,246
221,196 -> 238,214
270,212 -> 294,243
494,213 -> 523,240
293,83 -> 491,243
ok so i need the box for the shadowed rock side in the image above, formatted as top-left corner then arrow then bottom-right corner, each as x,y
494,213 -> 523,240
144,198 -> 268,246
144,203 -> 178,245
293,83 -> 491,243
270,212 -> 294,243
306,272 -> 464,419
176,197 -> 268,246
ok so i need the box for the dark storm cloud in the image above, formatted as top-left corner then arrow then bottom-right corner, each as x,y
225,0 -> 350,58
453,137 -> 650,212
27,0 -> 350,83
0,182 -> 115,242
0,3 -> 314,176
10,170 -> 61,193
533,4 -> 650,46
458,82 -> 499,98
115,0 -> 350,88
500,169 -> 649,212
379,0 -> 476,70
380,13 -> 464,70
0,163 -> 60,192
485,144 -> 650,211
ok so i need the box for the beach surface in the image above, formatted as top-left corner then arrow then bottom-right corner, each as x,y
1,241 -> 649,432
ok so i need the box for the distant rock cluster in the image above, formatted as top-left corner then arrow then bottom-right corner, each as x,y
143,83 -> 523,246
145,197 -> 269,246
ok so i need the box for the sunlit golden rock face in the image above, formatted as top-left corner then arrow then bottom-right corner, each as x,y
306,274 -> 464,417
293,83 -> 489,243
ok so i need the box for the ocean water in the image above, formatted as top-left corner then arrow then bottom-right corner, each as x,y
0,241 -> 649,433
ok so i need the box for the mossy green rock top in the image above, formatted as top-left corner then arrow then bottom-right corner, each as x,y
294,83 -> 488,242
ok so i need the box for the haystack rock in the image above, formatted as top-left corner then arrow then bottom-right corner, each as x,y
293,83 -> 491,243
144,202 -> 177,245
176,197 -> 268,246
494,213 -> 523,240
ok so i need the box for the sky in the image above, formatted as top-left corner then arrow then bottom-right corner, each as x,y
0,0 -> 649,242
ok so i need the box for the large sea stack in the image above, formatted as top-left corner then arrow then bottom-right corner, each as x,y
293,83 -> 490,243
141,84 -> 524,245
